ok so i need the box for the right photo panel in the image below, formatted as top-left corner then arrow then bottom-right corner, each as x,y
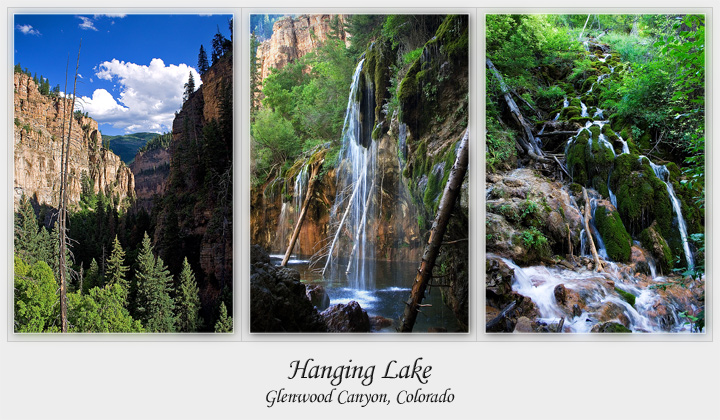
485,14 -> 706,333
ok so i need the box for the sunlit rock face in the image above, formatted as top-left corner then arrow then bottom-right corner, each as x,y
256,14 -> 349,83
13,72 -> 134,209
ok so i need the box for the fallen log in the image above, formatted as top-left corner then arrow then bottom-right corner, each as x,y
582,187 -> 603,272
281,160 -> 323,267
399,129 -> 469,332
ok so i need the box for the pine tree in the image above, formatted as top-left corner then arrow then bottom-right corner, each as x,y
14,195 -> 40,264
134,233 -> 176,332
211,27 -> 227,65
105,236 -> 129,302
83,258 -> 101,294
183,71 -> 196,103
214,302 -> 233,333
176,258 -> 201,332
198,45 -> 209,76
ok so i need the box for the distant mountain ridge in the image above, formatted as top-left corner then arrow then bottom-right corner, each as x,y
105,132 -> 159,163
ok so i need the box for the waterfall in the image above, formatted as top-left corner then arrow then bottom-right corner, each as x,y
589,199 -> 610,260
323,58 -> 378,290
649,162 -> 695,270
294,164 -> 308,215
580,101 -> 589,117
274,202 -> 291,253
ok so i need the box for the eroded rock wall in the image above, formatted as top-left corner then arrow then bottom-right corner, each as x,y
13,72 -> 134,209
256,14 -> 348,83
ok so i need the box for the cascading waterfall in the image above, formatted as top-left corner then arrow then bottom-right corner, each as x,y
649,162 -> 695,270
494,254 -> 687,332
589,198 -> 610,260
492,42 -> 702,333
323,58 -> 378,291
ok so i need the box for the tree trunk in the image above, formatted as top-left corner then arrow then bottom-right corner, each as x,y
579,14 -> 591,41
58,42 -> 81,333
281,161 -> 323,267
400,129 -> 468,332
582,187 -> 603,272
486,59 -> 550,164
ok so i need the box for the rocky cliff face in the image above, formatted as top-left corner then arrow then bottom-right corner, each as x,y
14,72 -> 134,209
153,53 -> 232,313
129,147 -> 170,211
256,14 -> 348,83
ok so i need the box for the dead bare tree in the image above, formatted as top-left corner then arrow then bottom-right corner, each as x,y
486,59 -> 550,164
400,129 -> 468,332
582,187 -> 603,272
281,159 -> 324,267
58,41 -> 81,332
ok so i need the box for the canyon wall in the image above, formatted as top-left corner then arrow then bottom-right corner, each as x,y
14,72 -> 134,209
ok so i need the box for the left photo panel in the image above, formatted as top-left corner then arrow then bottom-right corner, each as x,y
12,13 -> 233,333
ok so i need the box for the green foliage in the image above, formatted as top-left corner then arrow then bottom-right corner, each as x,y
176,258 -> 201,332
133,233 -> 176,332
344,15 -> 385,58
82,258 -> 102,294
679,310 -> 704,333
198,44 -> 210,75
214,302 -> 233,333
594,206 -> 632,262
521,227 -> 548,250
67,284 -> 144,332
105,132 -> 164,163
106,235 -> 129,302
252,36 -> 352,185
183,71 -> 196,103
14,257 -> 58,333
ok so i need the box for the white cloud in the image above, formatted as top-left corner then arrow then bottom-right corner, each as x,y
78,74 -> 84,79
94,13 -> 126,18
83,58 -> 202,133
77,16 -> 98,31
16,24 -> 40,36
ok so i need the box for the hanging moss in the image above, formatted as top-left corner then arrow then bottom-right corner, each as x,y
566,137 -> 589,185
609,153 -> 640,191
594,206 -> 631,262
640,224 -> 673,271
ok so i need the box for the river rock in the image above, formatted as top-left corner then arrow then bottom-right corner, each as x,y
305,284 -> 330,310
370,315 -> 393,331
321,301 -> 371,332
513,316 -> 534,333
554,284 -> 567,305
591,322 -> 631,333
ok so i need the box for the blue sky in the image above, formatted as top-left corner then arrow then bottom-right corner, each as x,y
14,14 -> 232,136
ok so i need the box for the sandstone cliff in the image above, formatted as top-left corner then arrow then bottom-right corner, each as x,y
256,14 -> 348,83
14,72 -> 134,209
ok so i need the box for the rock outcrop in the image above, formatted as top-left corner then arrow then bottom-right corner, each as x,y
14,72 -> 134,208
129,147 -> 170,211
256,14 -> 348,83
250,245 -> 327,332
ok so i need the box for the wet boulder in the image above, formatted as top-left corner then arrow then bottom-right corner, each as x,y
321,301 -> 371,332
250,246 -> 327,332
305,284 -> 330,311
